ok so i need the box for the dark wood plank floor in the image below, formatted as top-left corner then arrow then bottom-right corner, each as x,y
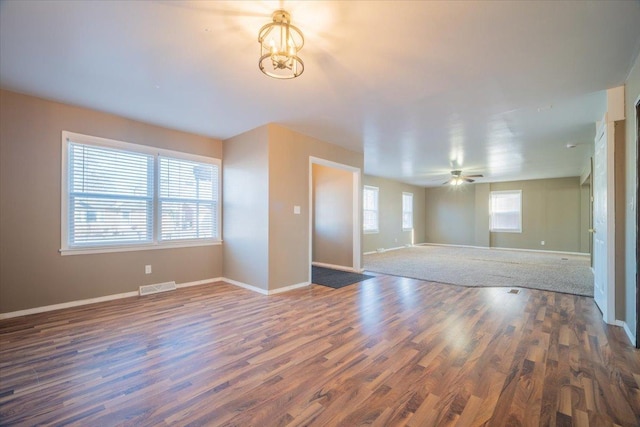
1,276 -> 639,426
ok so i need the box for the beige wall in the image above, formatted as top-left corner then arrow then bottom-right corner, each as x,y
268,124 -> 363,290
490,177 -> 583,253
424,185 -> 477,246
0,90 -> 223,313
424,177 -> 586,253
222,127 -> 270,291
623,52 -> 640,339
474,184 -> 491,247
312,164 -> 353,268
362,175 -> 426,253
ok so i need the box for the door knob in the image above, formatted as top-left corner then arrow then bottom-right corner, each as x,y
588,228 -> 596,233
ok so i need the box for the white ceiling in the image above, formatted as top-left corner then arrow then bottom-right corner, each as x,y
2,1 -> 639,186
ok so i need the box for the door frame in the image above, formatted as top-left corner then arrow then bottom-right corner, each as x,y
308,157 -> 362,280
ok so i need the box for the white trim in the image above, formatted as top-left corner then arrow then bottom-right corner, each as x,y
177,277 -> 223,288
60,130 -> 222,254
221,278 -> 310,295
0,277 -> 222,319
418,243 -> 490,250
308,157 -> 362,284
0,291 -> 138,320
268,281 -> 310,294
615,320 -> 637,347
312,261 -> 361,273
60,240 -> 222,256
222,278 -> 269,295
364,246 -> 407,254
402,191 -> 414,231
363,185 -> 379,233
489,190 -> 523,233
490,246 -> 590,257
419,242 -> 589,257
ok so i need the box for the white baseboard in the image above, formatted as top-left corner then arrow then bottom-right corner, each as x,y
177,277 -> 223,289
221,277 -> 269,295
490,246 -> 589,257
312,262 -> 357,273
363,246 -> 407,255
420,242 -> 589,257
614,320 -> 637,347
221,277 -> 310,295
419,242 -> 489,250
268,281 -> 310,294
0,277 -> 221,320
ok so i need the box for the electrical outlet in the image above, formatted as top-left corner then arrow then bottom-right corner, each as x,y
145,265 -> 152,274
540,241 -> 545,246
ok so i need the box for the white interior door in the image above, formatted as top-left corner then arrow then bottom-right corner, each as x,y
593,120 -> 614,323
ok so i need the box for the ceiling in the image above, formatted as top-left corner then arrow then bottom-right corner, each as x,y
1,1 -> 639,186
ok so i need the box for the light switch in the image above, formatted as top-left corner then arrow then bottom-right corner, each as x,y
293,205 -> 301,214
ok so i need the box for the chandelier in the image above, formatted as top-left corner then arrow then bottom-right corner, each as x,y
258,10 -> 304,79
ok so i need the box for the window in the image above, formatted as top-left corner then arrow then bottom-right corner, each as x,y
490,190 -> 522,232
402,192 -> 413,230
159,157 -> 218,241
363,185 -> 379,233
61,131 -> 221,254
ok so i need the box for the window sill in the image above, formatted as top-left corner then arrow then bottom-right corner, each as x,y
60,240 -> 222,256
364,230 -> 379,234
490,229 -> 522,233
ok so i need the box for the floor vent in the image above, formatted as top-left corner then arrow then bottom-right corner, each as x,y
139,281 -> 177,296
508,289 -> 520,294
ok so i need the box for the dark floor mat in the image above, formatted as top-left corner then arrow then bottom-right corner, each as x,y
312,266 -> 374,289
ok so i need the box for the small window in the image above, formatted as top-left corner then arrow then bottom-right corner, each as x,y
61,131 -> 221,255
363,186 -> 379,233
402,192 -> 413,230
490,190 -> 522,233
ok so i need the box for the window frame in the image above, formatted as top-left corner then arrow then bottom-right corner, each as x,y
363,185 -> 379,234
402,192 -> 414,231
489,190 -> 523,233
60,131 -> 221,255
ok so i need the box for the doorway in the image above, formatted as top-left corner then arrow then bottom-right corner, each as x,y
308,157 -> 361,280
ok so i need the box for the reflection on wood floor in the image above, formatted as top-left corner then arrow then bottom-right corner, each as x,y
1,275 -> 639,426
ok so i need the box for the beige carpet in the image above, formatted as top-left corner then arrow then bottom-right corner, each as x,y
364,245 -> 593,296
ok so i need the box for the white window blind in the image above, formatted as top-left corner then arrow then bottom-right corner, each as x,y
159,157 -> 218,241
68,142 -> 154,247
402,192 -> 413,230
62,131 -> 221,254
363,186 -> 379,233
490,190 -> 522,232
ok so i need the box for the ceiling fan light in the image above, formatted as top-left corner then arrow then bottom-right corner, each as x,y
258,10 -> 304,79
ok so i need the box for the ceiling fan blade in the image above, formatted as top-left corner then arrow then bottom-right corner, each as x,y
442,180 -> 452,185
465,178 -> 475,183
464,174 -> 484,178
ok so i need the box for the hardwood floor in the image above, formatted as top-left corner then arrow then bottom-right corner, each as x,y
1,276 -> 639,426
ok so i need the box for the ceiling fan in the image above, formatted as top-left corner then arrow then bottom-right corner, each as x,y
443,170 -> 483,186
